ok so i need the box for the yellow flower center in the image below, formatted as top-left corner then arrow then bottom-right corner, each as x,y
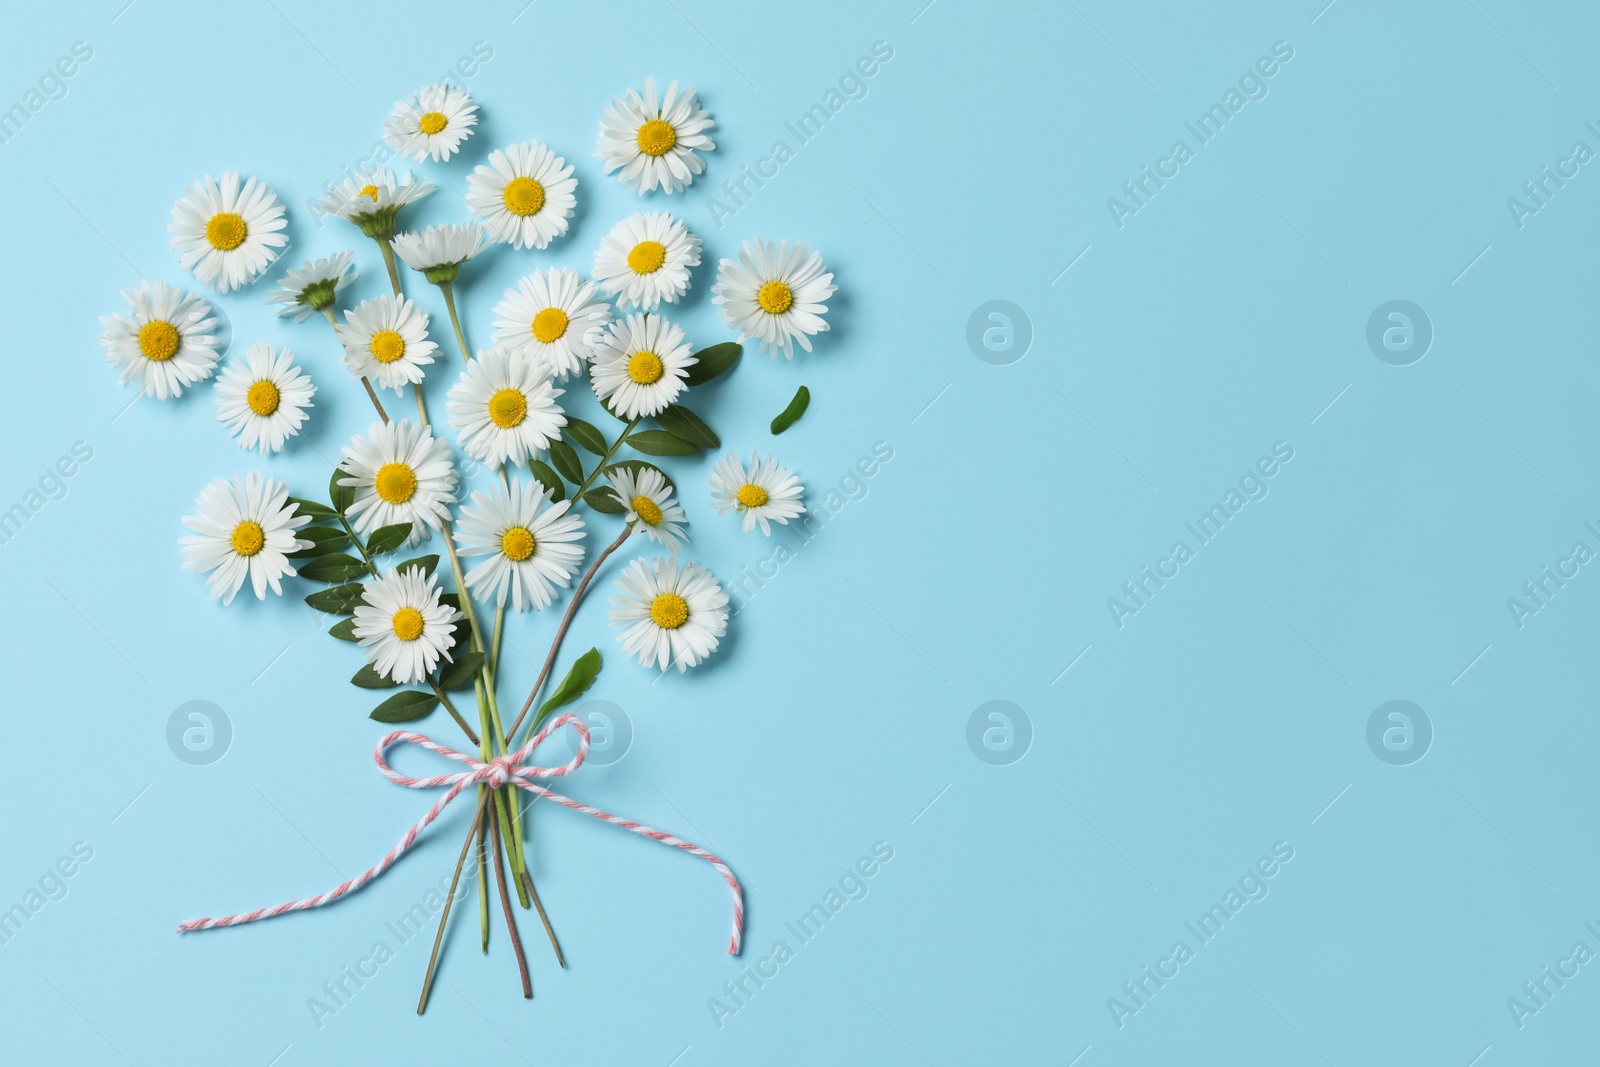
205,212 -> 248,251
488,388 -> 527,428
419,111 -> 449,135
231,520 -> 265,556
757,280 -> 794,315
246,380 -> 281,416
502,176 -> 545,217
392,607 -> 425,641
501,526 -> 536,561
627,240 -> 667,274
532,307 -> 568,343
137,320 -> 180,361
370,330 -> 406,363
636,119 -> 677,157
650,592 -> 689,629
627,351 -> 664,385
737,483 -> 769,508
359,184 -> 380,201
374,462 -> 418,504
632,495 -> 663,526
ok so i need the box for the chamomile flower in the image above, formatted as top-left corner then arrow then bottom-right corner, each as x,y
266,251 -> 357,322
312,168 -> 436,238
179,472 -> 313,605
588,312 -> 695,420
595,78 -> 715,195
466,141 -> 577,250
609,556 -> 729,673
445,346 -> 568,469
606,464 -> 687,554
335,294 -> 439,393
391,221 -> 492,284
711,238 -> 837,358
454,479 -> 586,613
338,419 -> 458,544
98,280 -> 222,399
592,212 -> 701,311
709,451 -> 805,535
352,565 -> 461,684
490,268 -> 612,380
169,172 -> 288,294
213,342 -> 316,454
384,83 -> 479,163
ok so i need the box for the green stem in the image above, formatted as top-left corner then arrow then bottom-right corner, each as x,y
416,789 -> 488,1014
377,237 -> 403,295
321,307 -> 390,424
440,280 -> 472,364
477,815 -> 489,953
567,419 -> 638,506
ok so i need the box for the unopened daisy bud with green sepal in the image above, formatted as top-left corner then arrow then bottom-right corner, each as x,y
391,222 -> 492,285
312,168 -> 436,240
267,251 -> 357,322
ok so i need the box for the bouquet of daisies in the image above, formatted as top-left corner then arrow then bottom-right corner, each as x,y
99,78 -> 835,1010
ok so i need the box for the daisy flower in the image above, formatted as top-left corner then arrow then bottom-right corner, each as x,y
709,451 -> 805,535
592,212 -> 701,311
213,342 -> 316,454
490,268 -> 612,380
466,140 -> 577,250
596,78 -> 715,195
445,346 -> 567,469
588,312 -> 695,420
267,251 -> 357,322
609,556 -> 729,673
712,238 -> 837,358
180,472 -> 313,605
338,418 -> 458,544
335,294 -> 439,393
454,479 -> 586,613
168,172 -> 288,293
98,280 -> 222,399
606,464 -> 687,554
352,565 -> 461,684
391,221 -> 492,284
312,168 -> 436,238
383,83 -> 479,163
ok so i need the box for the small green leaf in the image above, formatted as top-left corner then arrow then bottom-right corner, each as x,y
367,523 -> 412,556
627,428 -> 701,457
527,460 -> 565,501
565,417 -> 608,456
583,487 -> 625,514
370,691 -> 439,723
770,386 -> 811,435
296,553 -> 368,584
683,342 -> 742,387
657,403 -> 720,449
538,648 -> 603,720
603,460 -> 675,492
397,554 -> 439,577
329,469 -> 355,513
548,439 -> 585,484
440,591 -> 462,612
288,526 -> 351,559
305,583 -> 366,615
328,617 -> 360,642
288,497 -> 338,522
352,663 -> 400,689
436,650 -> 486,691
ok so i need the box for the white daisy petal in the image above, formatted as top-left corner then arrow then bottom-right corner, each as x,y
168,172 -> 289,293
180,472 -> 313,605
445,346 -> 568,469
98,280 -> 221,399
391,221 -> 492,284
608,555 -> 729,672
605,465 -> 688,554
465,141 -> 577,250
213,342 -> 315,454
338,418 -> 458,546
453,479 -> 586,613
708,451 -> 806,536
334,294 -> 440,393
352,565 -> 462,684
711,237 -> 837,359
592,212 -> 701,311
490,268 -> 612,380
587,312 -> 695,420
312,168 -> 436,238
383,83 -> 479,163
595,77 -> 715,195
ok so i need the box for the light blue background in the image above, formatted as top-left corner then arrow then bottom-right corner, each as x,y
3,0 -> 1599,1063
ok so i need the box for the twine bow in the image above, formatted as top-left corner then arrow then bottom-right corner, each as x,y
178,712 -> 744,954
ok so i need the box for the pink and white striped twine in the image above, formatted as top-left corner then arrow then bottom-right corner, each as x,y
177,712 -> 743,955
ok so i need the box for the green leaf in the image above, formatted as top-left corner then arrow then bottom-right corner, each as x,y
603,460 -> 675,492
288,497 -> 338,522
436,650 -> 486,691
565,417 -> 608,456
770,385 -> 811,435
305,583 -> 366,615
329,469 -> 355,513
583,487 -> 625,515
627,428 -> 701,457
657,403 -> 720,449
683,342 -> 742,387
328,617 -> 360,642
367,523 -> 412,556
548,439 -> 585,484
397,554 -> 439,578
296,553 -> 368,584
538,648 -> 603,719
527,459 -> 565,501
370,691 -> 439,724
352,663 -> 400,689
288,526 -> 351,559
440,591 -> 462,612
